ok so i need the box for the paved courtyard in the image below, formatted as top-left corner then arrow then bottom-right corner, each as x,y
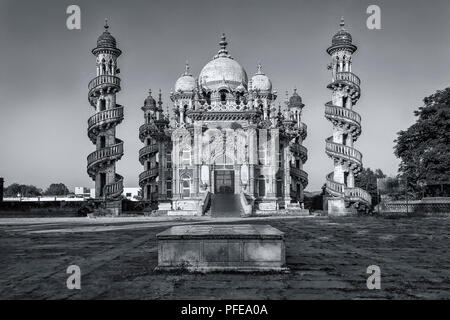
0,215 -> 449,299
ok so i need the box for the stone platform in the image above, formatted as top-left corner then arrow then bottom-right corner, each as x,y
155,224 -> 287,272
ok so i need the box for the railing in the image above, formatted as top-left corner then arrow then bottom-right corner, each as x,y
201,191 -> 211,215
104,174 -> 123,198
139,168 -> 159,182
88,106 -> 124,131
87,141 -> 124,168
88,75 -> 121,93
345,187 -> 372,204
334,72 -> 360,87
325,102 -> 361,126
290,143 -> 308,159
139,144 -> 159,159
325,138 -> 362,164
326,173 -> 345,196
290,166 -> 308,182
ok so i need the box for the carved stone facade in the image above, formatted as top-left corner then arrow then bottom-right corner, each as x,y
140,34 -> 309,215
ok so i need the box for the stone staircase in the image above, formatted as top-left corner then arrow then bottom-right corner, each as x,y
210,194 -> 243,217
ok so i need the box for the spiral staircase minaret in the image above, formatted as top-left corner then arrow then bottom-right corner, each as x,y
87,21 -> 124,214
324,17 -> 371,215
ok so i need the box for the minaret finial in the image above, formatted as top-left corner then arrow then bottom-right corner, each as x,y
256,61 -> 263,74
104,18 -> 109,30
148,89 -> 152,96
184,60 -> 190,75
217,33 -> 229,57
340,16 -> 345,29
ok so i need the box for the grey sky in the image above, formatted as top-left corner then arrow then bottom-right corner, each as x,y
1,0 -> 449,191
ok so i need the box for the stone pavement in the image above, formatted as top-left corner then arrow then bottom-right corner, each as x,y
0,216 -> 449,299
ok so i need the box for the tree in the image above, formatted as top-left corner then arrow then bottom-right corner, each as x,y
44,183 -> 70,196
4,183 -> 42,197
394,88 -> 450,192
355,168 -> 386,205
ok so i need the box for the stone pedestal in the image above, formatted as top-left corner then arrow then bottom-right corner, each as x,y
327,197 -> 355,216
155,224 -> 287,272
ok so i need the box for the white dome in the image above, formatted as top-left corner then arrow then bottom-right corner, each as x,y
175,74 -> 195,92
251,63 -> 272,92
251,74 -> 272,92
199,57 -> 248,91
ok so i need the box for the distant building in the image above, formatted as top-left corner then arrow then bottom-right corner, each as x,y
123,187 -> 140,201
74,187 -> 90,197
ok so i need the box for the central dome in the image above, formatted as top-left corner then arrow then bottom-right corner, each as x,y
198,34 -> 248,91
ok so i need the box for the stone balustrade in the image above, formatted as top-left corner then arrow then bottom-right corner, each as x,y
326,173 -> 345,195
325,139 -> 362,164
139,168 -> 159,183
88,106 -> 124,131
139,144 -> 159,160
87,141 -> 124,168
335,71 -> 360,87
88,75 -> 121,95
325,102 -> 361,127
290,143 -> 308,161
345,187 -> 372,204
289,166 -> 308,184
104,174 -> 123,198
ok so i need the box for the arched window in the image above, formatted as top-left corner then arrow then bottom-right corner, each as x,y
220,90 -> 227,102
108,60 -> 113,74
101,58 -> 106,74
181,175 -> 191,197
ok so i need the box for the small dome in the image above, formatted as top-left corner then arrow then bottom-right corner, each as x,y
175,62 -> 196,92
144,90 -> 156,108
251,63 -> 272,92
175,75 -> 195,92
96,22 -> 117,48
289,89 -> 304,108
198,34 -> 248,91
331,17 -> 352,46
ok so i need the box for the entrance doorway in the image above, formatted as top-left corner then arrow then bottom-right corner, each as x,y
214,170 -> 234,194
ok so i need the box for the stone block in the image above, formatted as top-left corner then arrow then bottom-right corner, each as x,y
155,224 -> 287,272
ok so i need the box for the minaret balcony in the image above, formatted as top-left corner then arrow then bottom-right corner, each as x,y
325,102 -> 361,128
325,139 -> 362,166
139,144 -> 159,164
87,106 -> 124,142
139,168 -> 159,186
87,141 -> 124,176
335,71 -> 360,86
88,75 -> 121,98
345,187 -> 372,204
290,144 -> 308,162
289,166 -> 308,186
104,174 -> 124,199
325,173 -> 345,196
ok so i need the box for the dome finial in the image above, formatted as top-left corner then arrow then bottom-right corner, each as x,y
148,89 -> 152,96
340,16 -> 345,29
217,33 -> 229,57
256,61 -> 263,74
184,60 -> 190,75
104,18 -> 109,30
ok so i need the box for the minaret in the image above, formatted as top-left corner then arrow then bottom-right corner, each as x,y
324,17 -> 371,215
87,20 -> 124,214
287,89 -> 308,207
139,90 -> 159,201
